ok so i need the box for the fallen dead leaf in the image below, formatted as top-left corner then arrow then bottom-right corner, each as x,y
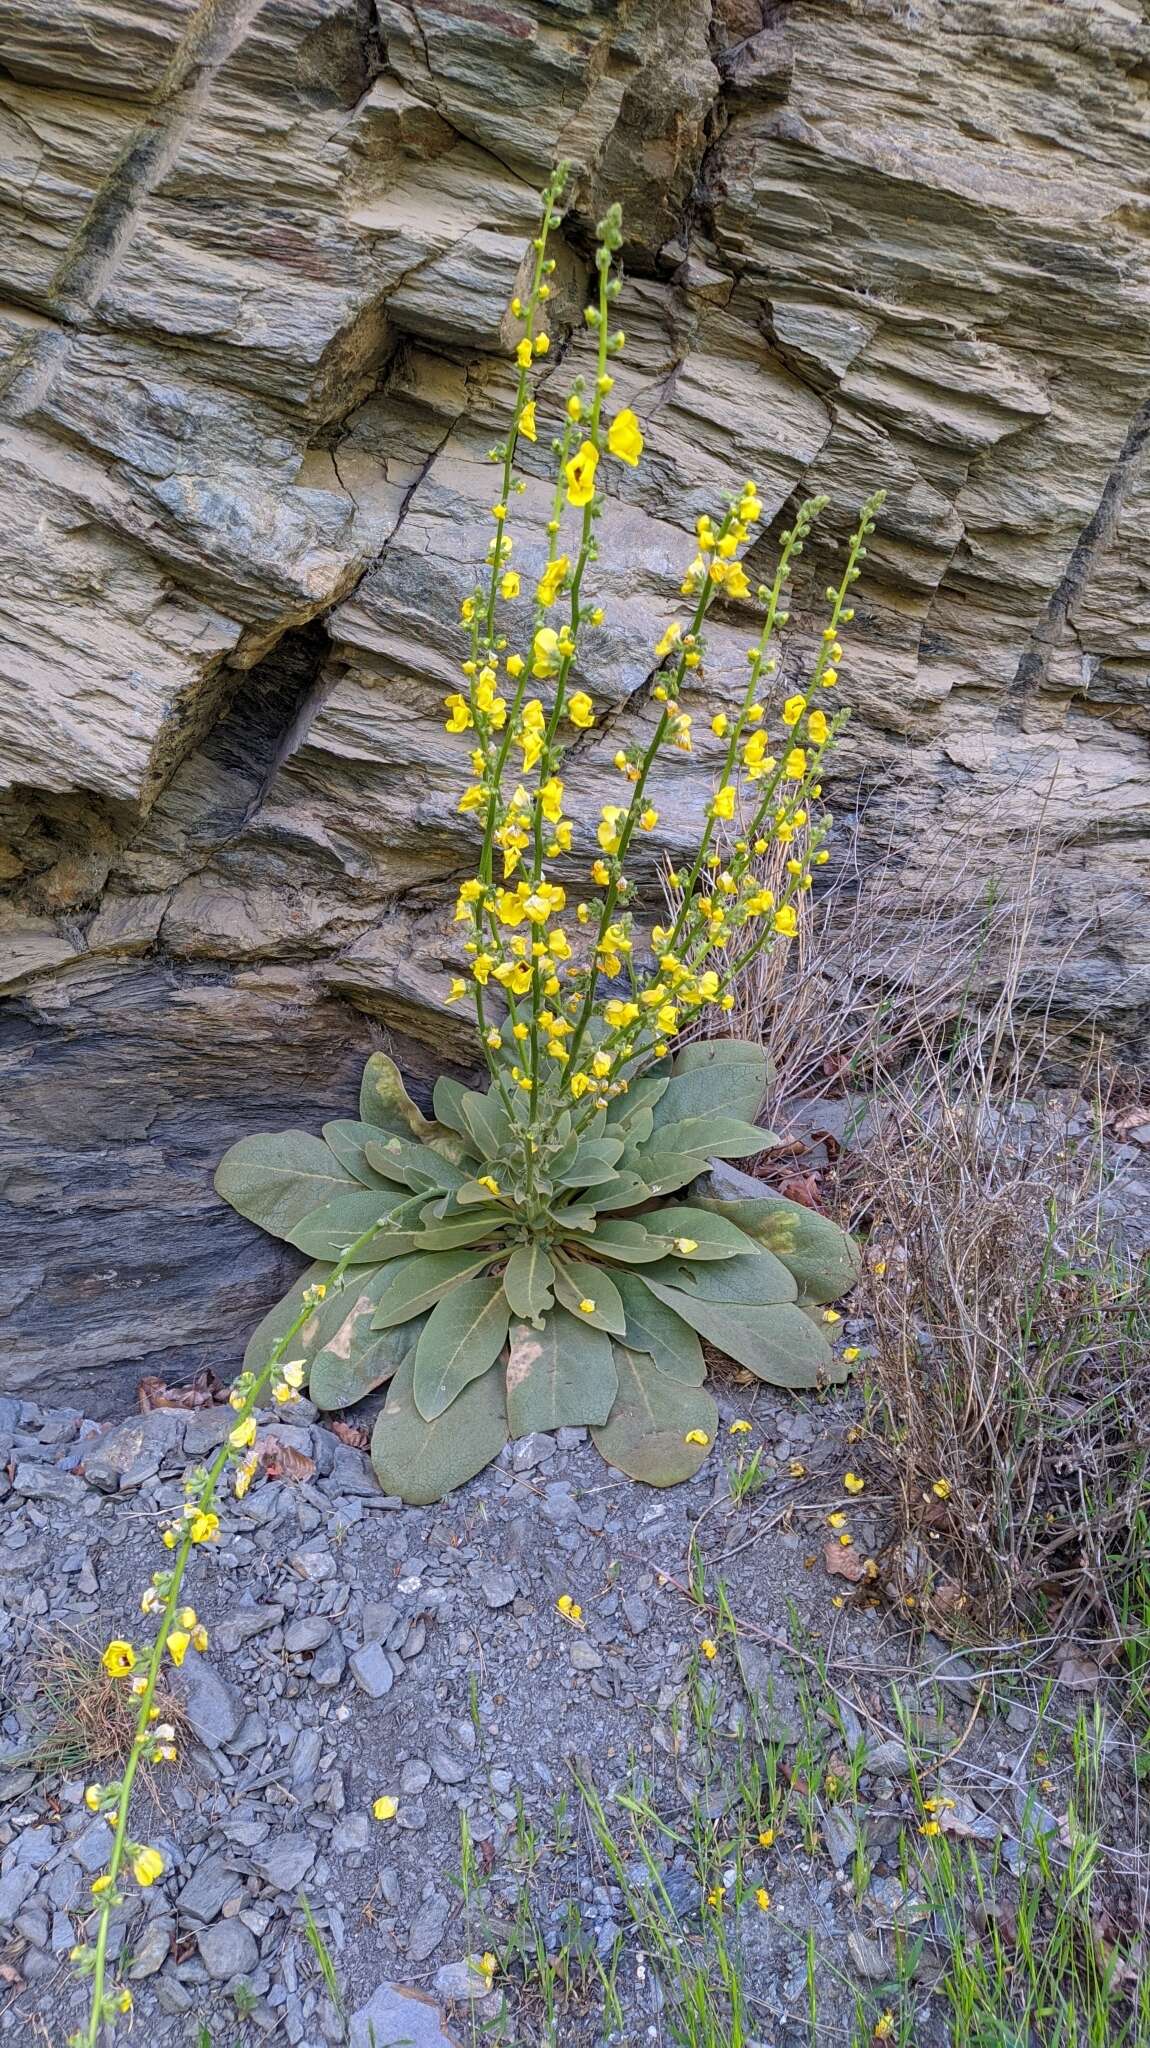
258,1436 -> 315,1483
1056,1648 -> 1102,1690
331,1419 -> 369,1450
824,1539 -> 867,1581
138,1369 -> 225,1412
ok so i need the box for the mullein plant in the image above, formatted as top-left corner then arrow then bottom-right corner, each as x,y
212,167 -> 880,1504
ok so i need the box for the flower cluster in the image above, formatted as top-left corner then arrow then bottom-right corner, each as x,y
439,166 -> 883,1208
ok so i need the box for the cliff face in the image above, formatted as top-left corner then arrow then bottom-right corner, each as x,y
1,0 -> 1148,1409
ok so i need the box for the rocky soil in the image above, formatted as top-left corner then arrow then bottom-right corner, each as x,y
3,0 -> 1150,1408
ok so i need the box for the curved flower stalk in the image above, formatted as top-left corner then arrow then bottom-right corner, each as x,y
72,1217 -> 393,2044
213,174 -> 882,1502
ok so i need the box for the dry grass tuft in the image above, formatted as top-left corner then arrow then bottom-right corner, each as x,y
25,1629 -> 185,1779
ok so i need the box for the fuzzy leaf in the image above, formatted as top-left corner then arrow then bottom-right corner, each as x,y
287,1191 -> 407,1260
371,1349 -> 507,1506
566,1218 -> 671,1265
371,1249 -> 496,1330
693,1194 -> 861,1304
410,1206 -> 510,1252
215,1132 -> 358,1240
618,1148 -> 709,1198
459,1087 -> 514,1160
503,1242 -> 556,1321
321,1120 -> 397,1189
651,1247 -> 798,1305
656,1039 -> 770,1126
349,1193 -> 434,1265
431,1076 -> 481,1154
308,1278 -> 421,1411
554,1142 -> 623,1189
642,1278 -> 845,1388
241,1262 -> 333,1378
412,1275 -> 510,1420
506,1308 -> 617,1435
361,1053 -> 473,1167
643,1115 -> 776,1164
551,1257 -> 627,1336
612,1271 -> 706,1385
594,1173 -> 656,1211
592,1345 -> 718,1486
607,1075 -> 669,1130
641,1205 -> 762,1260
365,1134 -> 469,1193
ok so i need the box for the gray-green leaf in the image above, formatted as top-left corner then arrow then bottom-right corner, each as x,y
551,1258 -> 626,1336
641,1204 -> 762,1260
612,1271 -> 706,1385
371,1350 -> 508,1506
365,1134 -> 468,1193
503,1242 -> 555,1321
215,1132 -> 358,1240
287,1192 -> 406,1260
692,1193 -> 861,1304
642,1278 -> 844,1388
592,1345 -> 718,1486
412,1276 -> 510,1421
241,1262 -> 333,1378
643,1115 -> 775,1164
506,1308 -> 618,1436
371,1249 -> 496,1330
321,1120 -> 397,1189
308,1277 -> 421,1411
654,1039 -> 770,1127
566,1218 -> 671,1265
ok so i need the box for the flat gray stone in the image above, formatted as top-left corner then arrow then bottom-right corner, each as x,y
479,1569 -> 516,1610
285,1615 -> 333,1653
172,1653 -> 244,1749
197,1917 -> 259,1980
0,1864 -> 37,1925
350,1982 -> 460,2048
349,1641 -> 394,1699
82,1410 -> 185,1491
407,1891 -> 450,1963
176,1854 -> 244,1925
128,1918 -> 174,1979
251,1835 -> 316,1891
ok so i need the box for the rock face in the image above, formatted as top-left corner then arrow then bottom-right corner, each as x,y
1,0 -> 1147,1407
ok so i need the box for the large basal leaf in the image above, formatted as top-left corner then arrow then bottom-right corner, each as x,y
592,1345 -> 718,1486
641,1204 -> 762,1260
431,1076 -> 482,1156
503,1241 -> 555,1321
618,1148 -> 710,1199
693,1194 -> 861,1304
554,1138 -> 624,1189
612,1270 -> 705,1385
606,1074 -> 669,1132
321,1120 -> 397,1189
371,1248 -> 496,1329
410,1205 -> 510,1252
655,1038 -> 771,1127
459,1086 -> 514,1161
308,1278 -> 422,1412
652,1246 -> 798,1305
566,1217 -> 672,1265
361,1053 -> 473,1168
365,1133 -> 469,1193
413,1275 -> 511,1421
371,1350 -> 508,1506
287,1191 -> 408,1260
642,1277 -> 845,1388
643,1115 -> 776,1164
551,1256 -> 627,1336
506,1307 -> 618,1435
215,1132 -> 358,1240
241,1261 -> 333,1377
587,1172 -> 654,1212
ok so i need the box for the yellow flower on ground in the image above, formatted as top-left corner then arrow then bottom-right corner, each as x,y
517,400 -> 537,442
874,2015 -> 896,2043
932,1477 -> 952,1499
757,1827 -> 775,1848
755,1888 -> 771,1911
822,1308 -> 841,1323
567,689 -> 595,729
556,1594 -> 583,1622
827,1511 -> 847,1531
843,1471 -> 865,1495
684,1430 -> 710,1447
843,1345 -> 861,1362
788,1459 -> 806,1478
101,1641 -> 135,1680
700,1638 -> 718,1660
373,1795 -> 399,1822
564,439 -> 599,507
132,1847 -> 165,1887
607,407 -> 643,465
729,1420 -> 752,1435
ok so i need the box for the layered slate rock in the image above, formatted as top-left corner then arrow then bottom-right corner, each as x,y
0,0 -> 1148,1404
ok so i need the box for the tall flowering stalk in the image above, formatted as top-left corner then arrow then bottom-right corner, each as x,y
72,1220 -> 390,2044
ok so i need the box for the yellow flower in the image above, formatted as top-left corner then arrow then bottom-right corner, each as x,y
577,1298 -> 596,1315
532,627 -> 560,678
506,652 -> 525,679
167,1630 -> 190,1668
607,407 -> 643,465
556,1594 -> 583,1622
782,693 -> 807,727
823,1308 -> 841,1324
597,805 -> 625,854
874,2015 -> 895,2043
189,1512 -> 219,1545
132,1846 -> 165,1887
479,1951 -> 497,1989
807,708 -> 829,746
564,439 -> 599,507
700,1638 -> 718,1660
710,712 -> 728,737
639,806 -> 658,831
827,1511 -> 847,1530
755,1888 -> 771,1911
191,1624 -> 209,1653
654,620 -> 682,660
729,1420 -> 751,1435
684,1430 -> 710,1447
176,1606 -> 197,1629
101,1640 -> 135,1680
711,785 -> 736,821
534,331 -> 549,355
706,1885 -> 724,1909
773,905 -> 798,938
591,858 -> 611,886
568,689 -> 595,729
843,1345 -> 860,1362
515,337 -> 533,368
477,1175 -> 500,1197
932,1477 -> 952,1500
84,1784 -> 102,1812
445,977 -> 467,1005
443,693 -> 472,734
91,1874 -> 113,1895
757,1827 -> 775,1848
229,1415 -> 257,1450
674,1237 -> 698,1254
788,1460 -> 806,1478
844,1471 -> 865,1495
517,400 -> 537,442
783,746 -> 807,780
919,1818 -> 941,1837
500,570 -> 520,600
537,553 -> 569,606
